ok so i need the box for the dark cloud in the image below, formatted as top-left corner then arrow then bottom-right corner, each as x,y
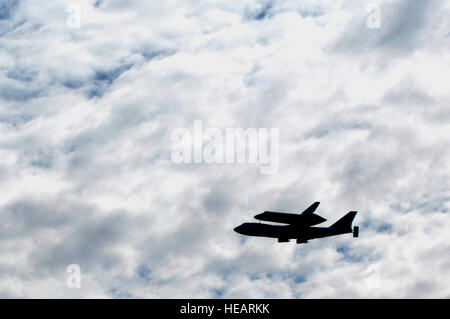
0,197 -> 143,283
0,85 -> 41,101
0,0 -> 20,20
245,2 -> 274,21
87,64 -> 134,98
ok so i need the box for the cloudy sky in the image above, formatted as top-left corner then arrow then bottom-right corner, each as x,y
0,0 -> 449,298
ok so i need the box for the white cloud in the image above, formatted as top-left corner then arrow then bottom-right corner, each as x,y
0,0 -> 448,298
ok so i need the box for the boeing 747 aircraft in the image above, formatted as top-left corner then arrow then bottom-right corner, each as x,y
234,202 -> 359,244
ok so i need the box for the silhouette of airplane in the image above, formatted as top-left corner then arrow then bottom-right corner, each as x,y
234,202 -> 359,244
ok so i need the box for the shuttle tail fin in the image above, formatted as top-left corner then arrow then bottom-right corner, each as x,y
300,202 -> 320,215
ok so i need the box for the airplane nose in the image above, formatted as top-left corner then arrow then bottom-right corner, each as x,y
234,225 -> 243,234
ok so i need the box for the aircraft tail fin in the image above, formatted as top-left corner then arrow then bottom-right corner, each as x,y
330,211 -> 357,230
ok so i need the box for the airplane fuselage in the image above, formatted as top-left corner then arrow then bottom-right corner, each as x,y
234,203 -> 358,244
234,222 -> 352,242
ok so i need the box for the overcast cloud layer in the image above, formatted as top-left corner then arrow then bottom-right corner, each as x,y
0,0 -> 449,298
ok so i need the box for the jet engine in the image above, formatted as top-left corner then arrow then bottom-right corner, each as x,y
353,226 -> 359,238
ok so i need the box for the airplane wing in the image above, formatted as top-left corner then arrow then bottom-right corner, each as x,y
300,201 -> 320,215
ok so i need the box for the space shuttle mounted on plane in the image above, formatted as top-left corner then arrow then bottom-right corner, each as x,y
234,202 -> 359,244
